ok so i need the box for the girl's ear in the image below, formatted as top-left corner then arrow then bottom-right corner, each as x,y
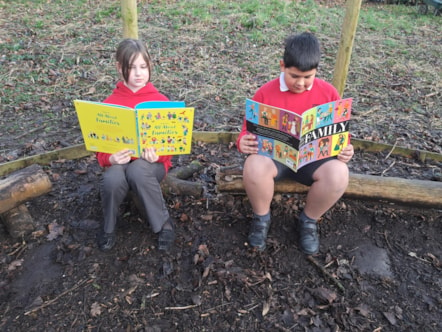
116,62 -> 124,80
116,62 -> 122,74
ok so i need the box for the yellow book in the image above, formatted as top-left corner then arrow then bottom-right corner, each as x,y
74,100 -> 194,157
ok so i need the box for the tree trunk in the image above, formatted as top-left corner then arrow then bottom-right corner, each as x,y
0,164 -> 52,214
216,168 -> 442,208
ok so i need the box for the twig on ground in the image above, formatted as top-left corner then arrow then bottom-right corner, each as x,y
384,139 -> 398,160
24,279 -> 91,316
381,160 -> 396,176
14,125 -> 47,140
165,304 -> 198,310
307,256 -> 345,293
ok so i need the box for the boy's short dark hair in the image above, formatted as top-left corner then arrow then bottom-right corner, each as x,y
283,32 -> 321,72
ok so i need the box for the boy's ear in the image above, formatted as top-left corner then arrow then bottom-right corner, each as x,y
279,59 -> 285,71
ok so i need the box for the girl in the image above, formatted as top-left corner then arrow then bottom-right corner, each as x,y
96,39 -> 175,251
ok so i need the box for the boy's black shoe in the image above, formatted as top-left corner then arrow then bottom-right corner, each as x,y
248,217 -> 271,251
97,232 -> 116,251
158,218 -> 175,251
298,219 -> 319,255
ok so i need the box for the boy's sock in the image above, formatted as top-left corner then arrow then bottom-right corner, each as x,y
299,210 -> 316,224
254,212 -> 271,223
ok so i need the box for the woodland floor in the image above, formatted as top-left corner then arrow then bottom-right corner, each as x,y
0,1 -> 442,331
0,141 -> 441,331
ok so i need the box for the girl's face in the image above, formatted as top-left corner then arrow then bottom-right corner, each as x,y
119,53 -> 150,93
280,60 -> 316,94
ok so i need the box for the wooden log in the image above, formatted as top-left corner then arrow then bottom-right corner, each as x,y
1,204 -> 35,238
130,160 -> 205,220
1,133 -> 441,177
0,164 -> 52,214
161,160 -> 205,197
216,169 -> 442,208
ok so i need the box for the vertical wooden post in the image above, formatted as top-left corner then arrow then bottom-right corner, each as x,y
121,0 -> 138,39
332,0 -> 362,96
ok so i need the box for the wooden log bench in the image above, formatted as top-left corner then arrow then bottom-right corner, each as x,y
215,166 -> 442,208
0,164 -> 52,238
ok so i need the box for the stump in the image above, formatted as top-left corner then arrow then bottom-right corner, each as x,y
0,164 -> 52,238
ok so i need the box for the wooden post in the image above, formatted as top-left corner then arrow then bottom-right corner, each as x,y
121,0 -> 138,39
332,0 -> 362,96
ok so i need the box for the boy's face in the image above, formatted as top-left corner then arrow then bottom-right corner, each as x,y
280,60 -> 316,94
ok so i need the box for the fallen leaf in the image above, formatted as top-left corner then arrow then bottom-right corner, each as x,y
383,311 -> 397,325
47,222 -> 64,241
90,302 -> 101,317
262,301 -> 270,316
8,259 -> 24,271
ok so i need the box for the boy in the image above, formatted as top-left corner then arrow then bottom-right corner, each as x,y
236,32 -> 354,254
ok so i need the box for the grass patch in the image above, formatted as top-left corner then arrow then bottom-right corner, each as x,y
0,0 -> 440,156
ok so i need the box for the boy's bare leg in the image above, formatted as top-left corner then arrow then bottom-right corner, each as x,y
303,159 -> 349,220
243,155 -> 278,215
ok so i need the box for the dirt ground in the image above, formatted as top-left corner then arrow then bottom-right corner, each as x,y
0,140 -> 441,331
0,1 -> 441,330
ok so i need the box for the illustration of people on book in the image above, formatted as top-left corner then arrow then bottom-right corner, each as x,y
261,110 -> 270,125
261,139 -> 273,155
288,118 -> 301,137
318,137 -> 330,158
334,99 -> 351,121
275,144 -> 282,158
334,134 -> 346,152
281,113 -> 289,131
316,103 -> 334,126
247,103 -> 258,121
88,132 -> 99,139
302,114 -> 315,133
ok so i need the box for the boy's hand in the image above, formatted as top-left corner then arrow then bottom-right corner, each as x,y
109,149 -> 133,165
141,147 -> 159,163
337,144 -> 354,163
239,133 -> 259,154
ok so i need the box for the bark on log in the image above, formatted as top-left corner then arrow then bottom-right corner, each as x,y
161,160 -> 205,197
1,204 -> 35,238
130,160 -> 205,220
0,164 -> 52,214
216,168 -> 442,208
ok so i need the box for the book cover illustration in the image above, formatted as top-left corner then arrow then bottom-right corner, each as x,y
74,100 -> 194,157
245,98 -> 351,172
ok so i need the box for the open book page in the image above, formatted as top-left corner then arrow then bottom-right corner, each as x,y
135,106 -> 194,155
245,98 -> 351,172
74,100 -> 139,156
74,100 -> 194,157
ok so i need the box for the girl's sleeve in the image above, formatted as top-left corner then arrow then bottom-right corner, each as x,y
96,152 -> 112,167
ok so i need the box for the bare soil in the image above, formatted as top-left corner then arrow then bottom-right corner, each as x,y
0,1 -> 441,331
0,141 -> 441,331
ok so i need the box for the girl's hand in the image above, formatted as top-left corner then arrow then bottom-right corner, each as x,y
239,133 -> 259,154
141,147 -> 159,163
109,149 -> 133,165
337,144 -> 354,164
